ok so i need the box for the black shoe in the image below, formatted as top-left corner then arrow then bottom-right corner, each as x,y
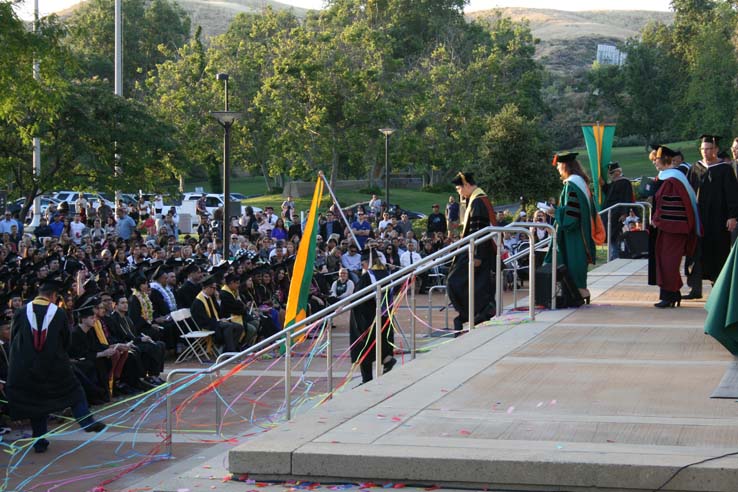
33,438 -> 49,453
453,316 -> 465,331
654,299 -> 672,308
383,357 -> 397,373
682,292 -> 702,300
83,421 -> 106,433
114,383 -> 133,396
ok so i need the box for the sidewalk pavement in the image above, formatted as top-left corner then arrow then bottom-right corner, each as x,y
211,259 -> 738,492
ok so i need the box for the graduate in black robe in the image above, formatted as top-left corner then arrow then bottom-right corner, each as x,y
108,292 -> 165,385
5,279 -> 104,453
349,251 -> 396,384
446,172 -> 496,331
601,162 -> 635,260
693,135 -> 738,284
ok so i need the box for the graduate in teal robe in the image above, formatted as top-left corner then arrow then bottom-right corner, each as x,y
545,152 -> 596,301
705,240 -> 738,355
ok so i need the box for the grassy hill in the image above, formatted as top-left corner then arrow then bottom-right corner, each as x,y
468,8 -> 673,73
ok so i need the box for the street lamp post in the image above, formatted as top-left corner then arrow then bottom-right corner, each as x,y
378,128 -> 395,213
212,73 -> 242,260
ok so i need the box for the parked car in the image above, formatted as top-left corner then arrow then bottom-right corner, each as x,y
7,196 -> 61,221
178,193 -> 262,225
52,191 -> 115,209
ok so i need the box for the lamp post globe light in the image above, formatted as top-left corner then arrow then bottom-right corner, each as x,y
212,73 -> 242,260
378,128 -> 395,214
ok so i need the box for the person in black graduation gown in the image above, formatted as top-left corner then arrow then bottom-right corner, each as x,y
147,264 -> 179,350
691,135 -> 738,292
349,250 -> 396,384
108,293 -> 166,385
446,172 -> 497,331
175,262 -> 202,309
600,162 -> 635,260
5,279 -> 105,454
219,272 -> 258,347
191,274 -> 244,353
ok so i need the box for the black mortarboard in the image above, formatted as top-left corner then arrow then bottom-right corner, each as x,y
700,134 -> 720,145
207,261 -> 230,277
552,152 -> 578,166
63,258 -> 84,276
151,263 -> 173,281
655,146 -> 677,159
451,172 -> 476,186
607,162 -> 621,173
181,261 -> 200,276
224,272 -> 241,284
82,278 -> 100,296
650,143 -> 660,152
38,277 -> 65,294
200,273 -> 220,287
45,254 -> 61,266
125,268 -> 148,290
73,295 -> 98,318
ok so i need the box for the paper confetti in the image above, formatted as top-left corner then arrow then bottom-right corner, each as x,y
459,430 -> 471,436
507,406 -> 515,414
536,401 -> 544,408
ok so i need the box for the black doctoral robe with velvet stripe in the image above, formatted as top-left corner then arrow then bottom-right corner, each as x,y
6,303 -> 84,419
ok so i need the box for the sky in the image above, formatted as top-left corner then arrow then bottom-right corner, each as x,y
15,0 -> 673,20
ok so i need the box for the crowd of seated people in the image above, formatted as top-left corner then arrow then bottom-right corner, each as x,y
0,194 -> 465,419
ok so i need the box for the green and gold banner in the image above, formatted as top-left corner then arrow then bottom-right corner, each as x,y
581,122 -> 616,210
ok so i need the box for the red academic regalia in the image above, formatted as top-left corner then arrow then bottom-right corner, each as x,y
652,177 -> 698,292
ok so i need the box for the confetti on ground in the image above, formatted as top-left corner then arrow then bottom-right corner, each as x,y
550,399 -> 557,405
536,401 -> 544,408
507,406 -> 515,414
391,417 -> 402,422
459,430 -> 471,436
376,414 -> 386,419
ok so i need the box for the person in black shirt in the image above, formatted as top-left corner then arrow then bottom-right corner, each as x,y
426,203 -> 447,236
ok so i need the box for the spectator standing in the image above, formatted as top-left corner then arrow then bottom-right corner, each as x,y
115,208 -> 137,241
49,214 -> 64,238
426,203 -> 447,236
351,211 -> 373,249
368,194 -> 383,219
69,213 -> 86,245
446,195 -> 460,230
0,211 -> 18,235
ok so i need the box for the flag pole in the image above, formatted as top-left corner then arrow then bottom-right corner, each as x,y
318,171 -> 361,248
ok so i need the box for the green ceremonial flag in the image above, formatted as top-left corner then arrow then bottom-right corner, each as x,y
581,123 -> 616,211
705,241 -> 738,355
283,175 -> 324,348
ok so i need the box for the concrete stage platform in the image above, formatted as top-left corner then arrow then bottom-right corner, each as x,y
216,259 -> 738,492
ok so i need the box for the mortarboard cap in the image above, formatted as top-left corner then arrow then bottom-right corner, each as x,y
73,295 -> 98,318
552,152 -> 578,166
607,162 -> 621,173
451,172 -> 476,186
700,134 -> 720,145
181,261 -> 200,276
38,277 -> 65,294
200,273 -> 220,287
655,146 -> 677,159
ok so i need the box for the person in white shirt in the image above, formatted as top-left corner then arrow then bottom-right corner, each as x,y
377,212 -> 393,232
400,240 -> 422,268
69,213 -> 86,245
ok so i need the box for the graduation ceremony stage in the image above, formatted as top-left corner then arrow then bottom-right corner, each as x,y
132,258 -> 738,492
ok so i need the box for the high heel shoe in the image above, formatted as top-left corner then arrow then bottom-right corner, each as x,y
672,292 -> 681,307
578,289 -> 591,305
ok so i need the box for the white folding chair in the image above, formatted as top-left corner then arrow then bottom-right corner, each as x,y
171,308 -> 215,363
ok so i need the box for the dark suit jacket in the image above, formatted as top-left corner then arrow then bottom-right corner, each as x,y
320,220 -> 343,241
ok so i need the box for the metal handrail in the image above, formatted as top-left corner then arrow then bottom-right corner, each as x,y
504,222 -> 557,310
598,202 -> 652,262
163,224 -> 539,456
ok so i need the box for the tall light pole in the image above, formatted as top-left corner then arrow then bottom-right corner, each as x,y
378,128 -> 395,213
113,0 -> 122,214
30,0 -> 41,227
212,73 -> 241,260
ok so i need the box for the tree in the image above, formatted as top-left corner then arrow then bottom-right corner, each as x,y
65,0 -> 190,98
477,103 -> 558,202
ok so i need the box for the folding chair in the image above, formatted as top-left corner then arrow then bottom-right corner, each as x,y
171,308 -> 216,364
